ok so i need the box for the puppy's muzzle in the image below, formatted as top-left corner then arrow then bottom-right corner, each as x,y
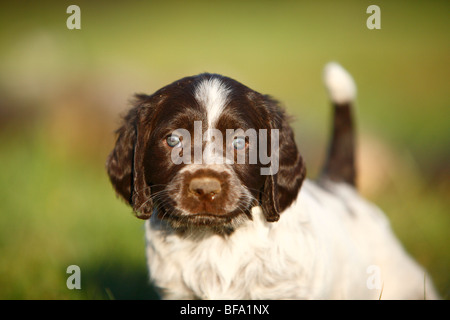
178,168 -> 234,216
189,176 -> 222,201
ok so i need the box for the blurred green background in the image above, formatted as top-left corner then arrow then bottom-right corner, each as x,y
0,0 -> 448,299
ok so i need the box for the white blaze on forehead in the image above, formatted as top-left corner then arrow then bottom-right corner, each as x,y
194,77 -> 231,130
194,77 -> 231,166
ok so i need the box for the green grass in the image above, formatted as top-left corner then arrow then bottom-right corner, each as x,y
0,128 -> 158,299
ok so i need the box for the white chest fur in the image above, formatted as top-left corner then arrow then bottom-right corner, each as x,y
145,180 -> 436,300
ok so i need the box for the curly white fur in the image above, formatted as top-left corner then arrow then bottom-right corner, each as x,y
145,180 -> 439,299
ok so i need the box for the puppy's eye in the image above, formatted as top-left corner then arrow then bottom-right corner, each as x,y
166,135 -> 181,148
232,137 -> 246,150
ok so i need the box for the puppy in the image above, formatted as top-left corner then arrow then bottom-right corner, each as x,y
106,63 -> 439,299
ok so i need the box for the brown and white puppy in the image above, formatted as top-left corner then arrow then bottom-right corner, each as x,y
107,73 -> 304,233
106,63 -> 439,299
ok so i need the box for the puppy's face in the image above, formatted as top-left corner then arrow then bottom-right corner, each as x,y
107,74 -> 306,233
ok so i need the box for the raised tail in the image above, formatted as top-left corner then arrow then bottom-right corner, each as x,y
320,62 -> 357,187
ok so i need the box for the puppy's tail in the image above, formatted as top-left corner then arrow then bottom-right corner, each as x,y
320,62 -> 357,187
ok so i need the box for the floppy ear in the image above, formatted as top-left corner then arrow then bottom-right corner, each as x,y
106,96 -> 154,219
260,97 -> 306,222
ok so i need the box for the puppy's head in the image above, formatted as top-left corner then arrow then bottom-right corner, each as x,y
106,74 -> 306,233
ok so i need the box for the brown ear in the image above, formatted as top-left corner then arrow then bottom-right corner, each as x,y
260,97 -> 306,222
106,96 -> 154,219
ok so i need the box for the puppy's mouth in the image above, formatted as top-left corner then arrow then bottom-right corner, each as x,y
191,212 -> 227,218
155,198 -> 254,232
151,167 -> 258,232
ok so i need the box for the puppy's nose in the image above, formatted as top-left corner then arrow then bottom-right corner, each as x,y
189,177 -> 221,200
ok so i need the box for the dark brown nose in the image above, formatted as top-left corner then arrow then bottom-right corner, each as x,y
189,177 -> 221,200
